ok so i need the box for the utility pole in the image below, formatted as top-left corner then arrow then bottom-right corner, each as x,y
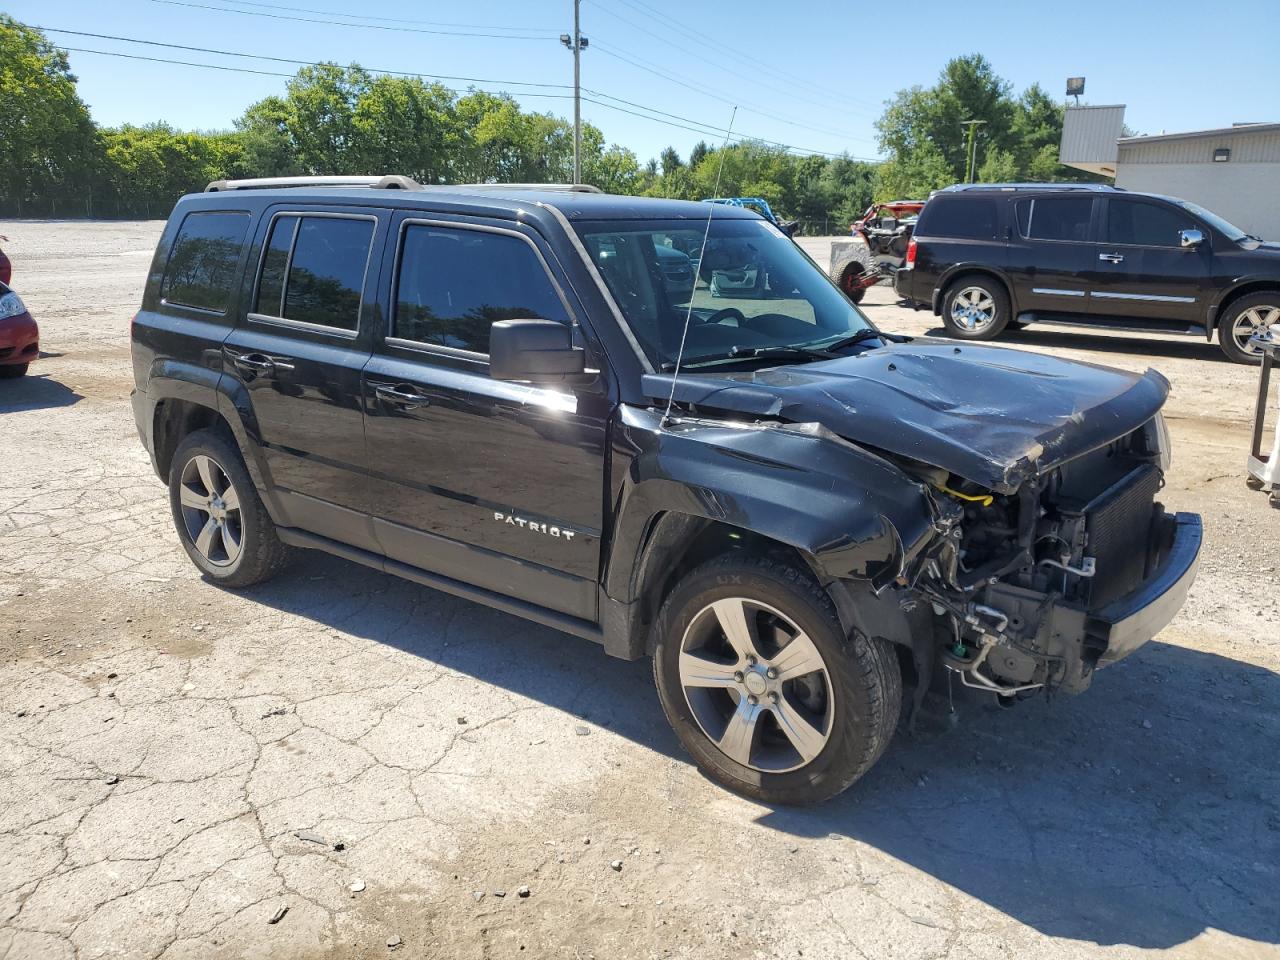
560,2 -> 588,184
961,120 -> 987,183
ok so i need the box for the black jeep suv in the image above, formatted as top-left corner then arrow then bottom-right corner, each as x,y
895,183 -> 1280,363
131,176 -> 1201,803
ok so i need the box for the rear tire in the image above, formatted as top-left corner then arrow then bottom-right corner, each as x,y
168,428 -> 291,588
651,554 -> 901,804
1218,292 -> 1278,364
941,276 -> 1010,340
0,363 -> 28,379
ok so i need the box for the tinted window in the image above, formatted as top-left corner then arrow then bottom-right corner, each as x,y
1107,200 -> 1195,247
161,211 -> 250,312
1024,196 -> 1092,241
919,198 -> 998,239
254,215 -> 298,316
282,217 -> 375,330
394,226 -> 568,354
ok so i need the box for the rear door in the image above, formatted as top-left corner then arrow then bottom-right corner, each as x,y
360,214 -> 610,620
1006,194 -> 1097,314
222,207 -> 387,550
1086,197 -> 1211,327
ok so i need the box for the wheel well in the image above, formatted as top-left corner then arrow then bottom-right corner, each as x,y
936,269 -> 1013,317
152,399 -> 230,482
634,517 -> 824,654
1214,283 -> 1280,334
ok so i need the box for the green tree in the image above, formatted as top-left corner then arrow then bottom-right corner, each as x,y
351,76 -> 456,183
874,141 -> 954,200
0,16 -> 104,201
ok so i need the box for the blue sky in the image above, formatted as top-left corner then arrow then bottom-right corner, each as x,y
10,0 -> 1280,164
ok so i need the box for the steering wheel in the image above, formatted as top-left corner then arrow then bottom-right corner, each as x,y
702,307 -> 747,326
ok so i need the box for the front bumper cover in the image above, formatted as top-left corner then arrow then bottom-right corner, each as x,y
1091,512 -> 1202,665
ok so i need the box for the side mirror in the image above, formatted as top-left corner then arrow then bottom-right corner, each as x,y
1179,228 -> 1205,248
489,319 -> 586,382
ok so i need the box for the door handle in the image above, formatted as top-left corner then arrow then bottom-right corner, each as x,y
229,351 -> 294,374
1098,252 -> 1125,263
373,383 -> 430,410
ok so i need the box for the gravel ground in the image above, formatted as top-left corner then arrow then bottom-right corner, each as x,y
1,220 -> 1278,960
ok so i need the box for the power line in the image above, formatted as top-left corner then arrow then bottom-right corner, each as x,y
206,0 -> 550,34
143,0 -> 560,40
58,46 -> 575,98
42,27 -> 877,161
590,2 -> 880,125
611,0 -> 886,114
39,27 -> 574,90
591,41 -> 878,150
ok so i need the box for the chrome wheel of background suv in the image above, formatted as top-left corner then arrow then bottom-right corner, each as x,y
178,454 -> 243,567
678,597 -> 834,773
1233,304 -> 1279,356
950,285 -> 997,332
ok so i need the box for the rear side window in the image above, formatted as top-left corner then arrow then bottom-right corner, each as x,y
393,225 -> 569,354
919,198 -> 998,239
161,211 -> 250,313
1107,200 -> 1195,247
1020,196 -> 1093,241
253,214 -> 375,331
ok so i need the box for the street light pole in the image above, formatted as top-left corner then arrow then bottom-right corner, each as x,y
961,119 -> 987,183
561,2 -> 587,184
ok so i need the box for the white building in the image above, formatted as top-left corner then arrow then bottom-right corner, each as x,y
1060,105 -> 1280,239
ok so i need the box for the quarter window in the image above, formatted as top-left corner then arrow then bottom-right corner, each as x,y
919,198 -> 998,239
254,215 -> 375,331
1107,201 -> 1195,247
1021,196 -> 1093,241
161,211 -> 250,313
393,225 -> 568,354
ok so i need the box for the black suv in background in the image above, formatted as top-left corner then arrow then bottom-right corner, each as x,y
131,176 -> 1201,803
894,183 -> 1280,362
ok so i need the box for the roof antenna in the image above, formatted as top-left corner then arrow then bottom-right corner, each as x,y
662,106 -> 738,427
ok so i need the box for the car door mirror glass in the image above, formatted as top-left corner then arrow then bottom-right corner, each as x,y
1179,229 -> 1204,248
489,318 -> 586,382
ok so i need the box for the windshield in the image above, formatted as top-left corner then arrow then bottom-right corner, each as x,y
574,217 -> 876,369
1174,199 -> 1250,242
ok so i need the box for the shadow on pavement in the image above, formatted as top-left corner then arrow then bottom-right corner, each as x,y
243,552 -> 1280,952
0,372 -> 82,411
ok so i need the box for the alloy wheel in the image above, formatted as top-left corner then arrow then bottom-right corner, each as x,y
678,597 -> 834,773
1233,305 -> 1279,356
950,286 -> 997,332
178,454 -> 243,567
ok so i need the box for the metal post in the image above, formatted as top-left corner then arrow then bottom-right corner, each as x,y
573,0 -> 581,185
961,120 -> 986,183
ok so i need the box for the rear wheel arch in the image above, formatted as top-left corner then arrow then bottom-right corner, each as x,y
152,398 -> 230,482
935,267 -> 1016,317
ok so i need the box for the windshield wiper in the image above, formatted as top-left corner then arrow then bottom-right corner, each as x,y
662,329 -> 893,371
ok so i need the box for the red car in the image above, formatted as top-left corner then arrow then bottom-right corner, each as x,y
0,282 -> 38,378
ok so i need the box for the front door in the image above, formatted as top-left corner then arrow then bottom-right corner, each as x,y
361,215 -> 609,620
1086,197 -> 1211,328
222,207 -> 386,550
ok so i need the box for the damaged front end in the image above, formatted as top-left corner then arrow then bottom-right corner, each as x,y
899,414 -> 1202,699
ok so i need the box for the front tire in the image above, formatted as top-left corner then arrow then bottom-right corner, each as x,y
1218,293 -> 1278,364
941,276 -> 1010,340
651,555 -> 901,804
0,363 -> 28,379
168,428 -> 291,587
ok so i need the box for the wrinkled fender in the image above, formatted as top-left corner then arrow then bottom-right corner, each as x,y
604,405 -> 939,603
213,374 -> 276,503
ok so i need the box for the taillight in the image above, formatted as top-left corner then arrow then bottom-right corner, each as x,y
905,238 -> 918,266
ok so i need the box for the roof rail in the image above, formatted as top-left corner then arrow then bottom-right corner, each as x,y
937,182 -> 1122,194
450,182 -> 604,194
204,175 -> 423,192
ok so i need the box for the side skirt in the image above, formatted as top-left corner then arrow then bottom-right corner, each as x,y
276,526 -> 605,646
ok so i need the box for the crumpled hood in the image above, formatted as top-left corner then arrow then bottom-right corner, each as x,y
643,341 -> 1170,493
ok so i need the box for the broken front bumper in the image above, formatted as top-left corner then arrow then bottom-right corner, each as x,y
1090,512 -> 1202,665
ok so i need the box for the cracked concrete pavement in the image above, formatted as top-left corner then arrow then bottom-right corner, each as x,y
1,221 -> 1278,959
